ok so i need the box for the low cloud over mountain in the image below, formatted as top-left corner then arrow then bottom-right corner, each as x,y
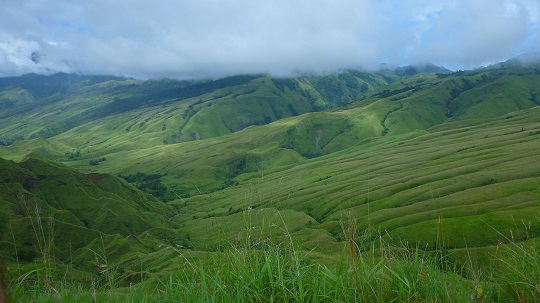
1,0 -> 539,79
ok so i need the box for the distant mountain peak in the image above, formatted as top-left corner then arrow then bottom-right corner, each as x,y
485,53 -> 540,70
509,52 -> 540,64
379,63 -> 451,76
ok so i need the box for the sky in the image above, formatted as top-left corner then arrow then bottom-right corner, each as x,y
0,0 -> 539,79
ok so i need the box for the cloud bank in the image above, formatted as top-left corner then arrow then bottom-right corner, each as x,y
0,0 -> 539,79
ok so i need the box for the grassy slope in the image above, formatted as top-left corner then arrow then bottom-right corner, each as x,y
5,128 -> 540,301
6,68 -> 532,196
6,68 -> 530,257
1,67 -> 540,300
0,71 -> 399,151
162,107 -> 540,258
0,156 -> 188,284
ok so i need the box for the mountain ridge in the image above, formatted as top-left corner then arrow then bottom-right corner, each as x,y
0,64 -> 452,145
1,65 -> 539,196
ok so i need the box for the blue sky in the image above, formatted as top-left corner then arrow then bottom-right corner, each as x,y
0,0 -> 539,79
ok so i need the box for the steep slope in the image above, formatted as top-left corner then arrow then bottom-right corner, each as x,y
0,156 -> 186,283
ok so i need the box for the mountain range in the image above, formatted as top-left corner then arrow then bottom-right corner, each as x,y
1,56 -> 540,292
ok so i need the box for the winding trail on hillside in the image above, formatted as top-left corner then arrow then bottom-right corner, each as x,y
380,102 -> 403,136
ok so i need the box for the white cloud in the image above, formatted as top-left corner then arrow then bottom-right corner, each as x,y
0,0 -> 538,78
403,0 -> 536,68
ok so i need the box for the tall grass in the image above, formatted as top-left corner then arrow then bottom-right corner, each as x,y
486,223 -> 540,302
6,213 -> 540,302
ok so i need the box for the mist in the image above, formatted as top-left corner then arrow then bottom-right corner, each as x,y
0,0 -> 538,79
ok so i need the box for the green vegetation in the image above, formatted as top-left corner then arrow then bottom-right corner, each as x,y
1,63 -> 540,301
5,220 -> 540,302
119,172 -> 171,201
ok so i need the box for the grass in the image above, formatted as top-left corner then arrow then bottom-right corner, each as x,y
2,68 -> 539,199
156,106 -> 540,257
5,215 -> 540,302
0,70 -> 397,154
2,67 -> 540,301
2,107 -> 540,301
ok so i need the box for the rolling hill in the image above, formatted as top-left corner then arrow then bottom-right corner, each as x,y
0,70 -> 395,147
3,65 -> 537,196
1,61 -> 540,299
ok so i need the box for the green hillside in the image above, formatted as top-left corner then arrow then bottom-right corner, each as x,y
170,107 -> 540,253
4,66 -> 535,196
0,156 -> 191,287
1,64 -> 540,301
0,70 -> 410,148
